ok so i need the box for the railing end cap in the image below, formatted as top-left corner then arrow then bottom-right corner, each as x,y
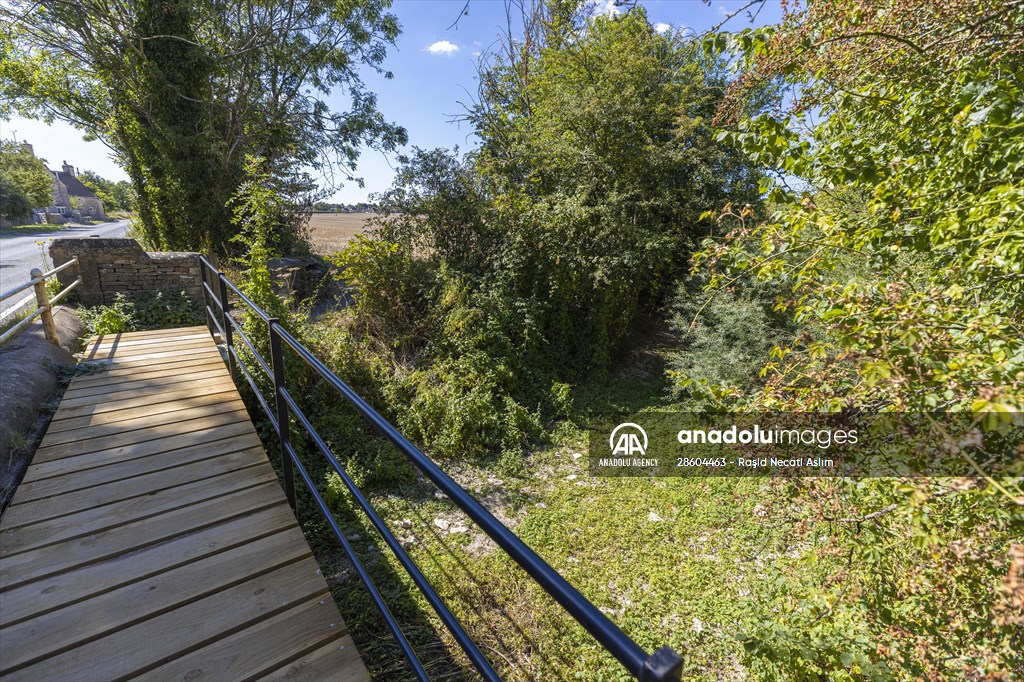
640,646 -> 684,682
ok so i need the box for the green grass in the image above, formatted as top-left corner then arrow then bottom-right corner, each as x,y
330,448 -> 826,680
106,211 -> 136,221
0,303 -> 37,343
0,223 -> 65,235
273,347 -> 843,681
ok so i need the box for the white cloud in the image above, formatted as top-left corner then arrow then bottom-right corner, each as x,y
594,0 -> 621,17
426,40 -> 459,55
654,22 -> 672,34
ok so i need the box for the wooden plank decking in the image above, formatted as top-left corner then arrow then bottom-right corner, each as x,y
0,326 -> 369,682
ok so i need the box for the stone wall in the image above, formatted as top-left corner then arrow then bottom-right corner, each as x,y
75,196 -> 105,220
49,238 -> 203,306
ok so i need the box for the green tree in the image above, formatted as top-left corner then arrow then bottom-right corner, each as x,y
694,0 -> 1024,677
0,140 -> 51,218
384,6 -> 762,368
0,176 -> 32,220
707,0 -> 1023,414
79,170 -> 136,212
0,0 -> 407,252
352,5 -> 763,457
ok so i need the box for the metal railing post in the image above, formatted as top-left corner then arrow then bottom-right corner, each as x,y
200,263 -> 215,339
268,318 -> 296,511
29,268 -> 58,345
217,273 -> 237,381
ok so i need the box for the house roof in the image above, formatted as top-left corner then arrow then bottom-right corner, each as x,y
54,171 -> 98,199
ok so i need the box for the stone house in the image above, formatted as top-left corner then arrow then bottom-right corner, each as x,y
48,162 -> 104,222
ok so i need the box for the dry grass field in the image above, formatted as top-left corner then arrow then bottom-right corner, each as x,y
307,212 -> 374,254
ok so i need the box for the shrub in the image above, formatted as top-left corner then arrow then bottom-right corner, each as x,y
75,291 -> 204,334
666,276 -> 791,409
329,235 -> 438,361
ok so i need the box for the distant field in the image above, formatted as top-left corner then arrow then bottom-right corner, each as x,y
307,212 -> 373,254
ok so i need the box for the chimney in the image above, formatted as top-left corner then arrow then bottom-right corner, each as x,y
62,161 -> 75,177
21,143 -> 34,157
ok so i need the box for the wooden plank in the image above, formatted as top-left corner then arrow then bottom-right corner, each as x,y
45,390 -> 244,434
66,352 -> 226,385
83,339 -> 214,358
77,345 -> 222,370
136,599 -> 364,682
84,337 -> 217,362
23,421 -> 260,482
0,527 -> 312,671
0,476 -> 281,590
87,331 -> 210,351
0,474 -> 276,556
86,326 -> 208,346
79,344 -> 221,367
0,507 -> 298,625
38,399 -> 245,448
80,332 -> 198,355
4,558 -> 330,682
81,333 -> 216,356
65,356 -> 226,390
6,450 -> 266,524
258,635 -> 369,682
54,375 -> 235,411
49,386 -> 243,422
65,356 -> 226,387
32,407 -> 249,463
60,367 -> 229,400
12,445 -> 265,506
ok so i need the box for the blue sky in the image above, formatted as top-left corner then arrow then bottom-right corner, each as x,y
1,0 -> 783,204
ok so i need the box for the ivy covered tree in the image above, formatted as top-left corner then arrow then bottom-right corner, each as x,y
0,0 -> 407,252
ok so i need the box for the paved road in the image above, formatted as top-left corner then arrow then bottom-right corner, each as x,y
0,220 -> 131,314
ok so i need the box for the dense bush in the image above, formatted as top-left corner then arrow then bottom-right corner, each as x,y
75,291 -> 204,334
692,1 -> 1024,677
334,7 -> 763,459
666,276 -> 790,409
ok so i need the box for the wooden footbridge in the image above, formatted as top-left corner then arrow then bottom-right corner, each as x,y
0,255 -> 684,682
0,326 -> 368,681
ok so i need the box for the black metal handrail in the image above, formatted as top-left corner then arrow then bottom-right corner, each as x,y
198,256 -> 684,682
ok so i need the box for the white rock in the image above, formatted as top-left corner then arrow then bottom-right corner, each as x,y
433,518 -> 451,531
648,511 -> 663,522
692,618 -> 704,634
